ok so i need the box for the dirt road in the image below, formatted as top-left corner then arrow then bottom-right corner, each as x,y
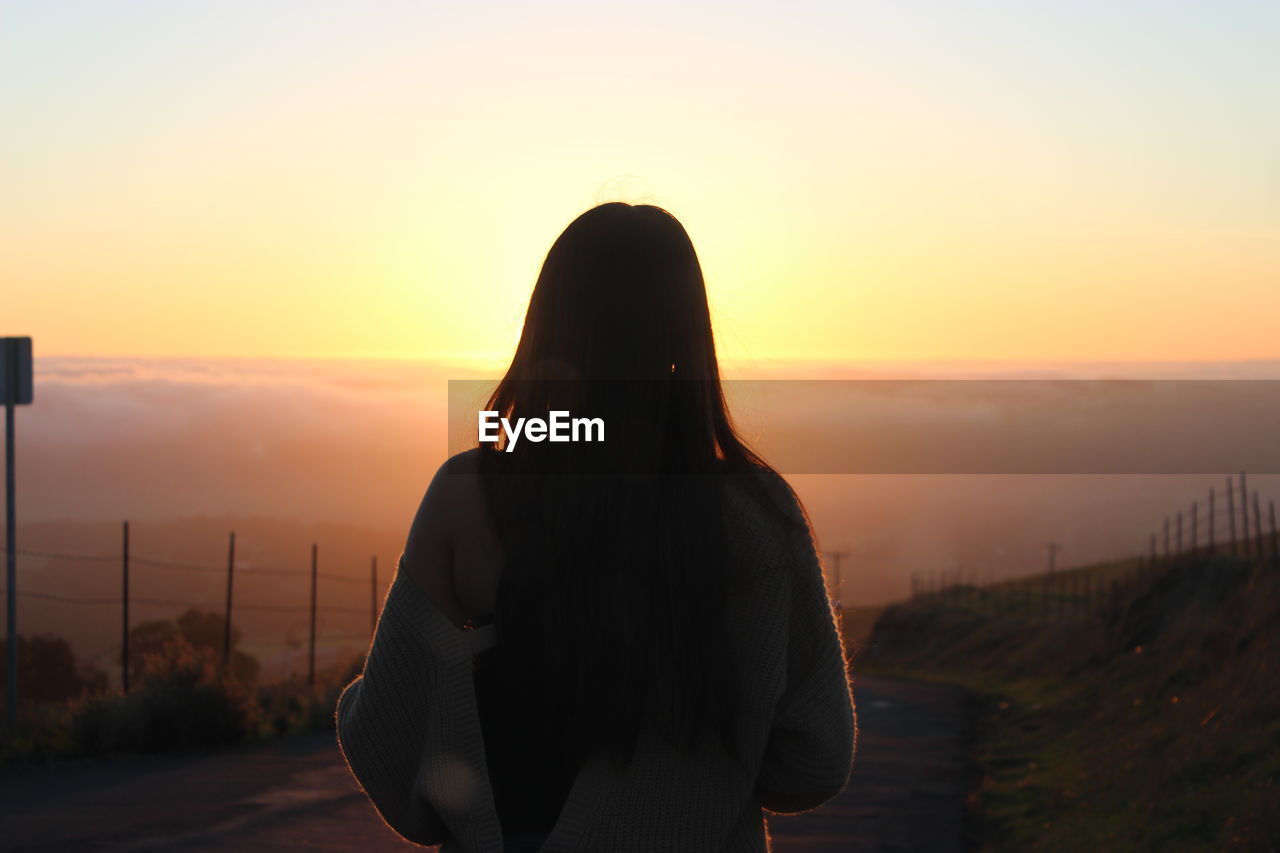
0,676 -> 970,852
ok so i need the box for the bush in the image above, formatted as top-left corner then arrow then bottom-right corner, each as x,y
129,609 -> 261,685
3,639 -> 364,763
70,634 -> 260,754
0,704 -> 74,763
258,654 -> 364,737
0,634 -> 100,702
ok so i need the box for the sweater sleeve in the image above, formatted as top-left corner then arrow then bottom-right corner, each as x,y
754,512 -> 857,814
335,576 -> 446,846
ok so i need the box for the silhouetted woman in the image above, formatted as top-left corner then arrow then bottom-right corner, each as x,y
337,203 -> 855,852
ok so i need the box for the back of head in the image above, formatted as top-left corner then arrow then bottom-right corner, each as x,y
481,202 -> 799,768
504,202 -> 715,382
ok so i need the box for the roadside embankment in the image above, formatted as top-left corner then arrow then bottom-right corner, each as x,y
862,556 -> 1280,851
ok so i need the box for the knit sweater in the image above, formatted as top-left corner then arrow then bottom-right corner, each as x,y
336,477 -> 857,852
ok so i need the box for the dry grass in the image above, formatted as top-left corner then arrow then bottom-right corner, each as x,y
865,555 -> 1280,851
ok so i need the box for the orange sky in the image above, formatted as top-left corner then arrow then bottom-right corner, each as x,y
4,2 -> 1278,368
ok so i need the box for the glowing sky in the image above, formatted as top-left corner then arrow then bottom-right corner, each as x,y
4,1 -> 1278,367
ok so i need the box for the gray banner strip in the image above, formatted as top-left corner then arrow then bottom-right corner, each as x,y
448,380 -> 1280,474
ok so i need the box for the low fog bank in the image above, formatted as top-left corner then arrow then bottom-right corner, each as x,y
9,357 -> 1280,611
16,356 -> 457,528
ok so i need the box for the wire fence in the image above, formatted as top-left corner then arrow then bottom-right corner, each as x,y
911,473 -> 1280,618
3,524 -> 384,698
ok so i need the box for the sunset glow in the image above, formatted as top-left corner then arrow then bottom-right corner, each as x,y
4,9 -> 1279,847
4,2 -> 1277,367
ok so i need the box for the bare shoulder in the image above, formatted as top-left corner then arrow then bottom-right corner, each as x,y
431,448 -> 491,528
400,449 -> 501,626
408,449 -> 484,528
399,450 -> 482,624
441,446 -> 483,475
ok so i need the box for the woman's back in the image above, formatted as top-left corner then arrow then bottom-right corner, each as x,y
409,451 -> 843,784
337,454 -> 855,850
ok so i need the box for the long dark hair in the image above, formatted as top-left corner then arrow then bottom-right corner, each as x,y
480,202 -> 798,769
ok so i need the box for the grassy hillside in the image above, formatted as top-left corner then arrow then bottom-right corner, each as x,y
863,555 -> 1280,851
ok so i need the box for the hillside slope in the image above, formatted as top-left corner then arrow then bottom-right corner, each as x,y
863,556 -> 1280,851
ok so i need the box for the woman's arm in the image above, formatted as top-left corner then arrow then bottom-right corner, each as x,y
754,498 -> 858,814
335,450 -> 502,847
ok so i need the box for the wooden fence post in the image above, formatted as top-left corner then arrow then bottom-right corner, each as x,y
1227,477 -> 1237,556
1270,500 -> 1278,562
1182,502 -> 1192,555
121,520 -> 130,694
1239,473 -> 1250,556
1253,492 -> 1264,559
223,531 -> 235,671
308,543 -> 318,687
1208,488 -> 1215,555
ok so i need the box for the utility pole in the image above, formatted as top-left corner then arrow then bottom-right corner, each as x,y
1046,542 -> 1061,574
3,337 -> 33,727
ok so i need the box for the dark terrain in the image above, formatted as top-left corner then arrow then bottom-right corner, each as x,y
0,675 -> 969,852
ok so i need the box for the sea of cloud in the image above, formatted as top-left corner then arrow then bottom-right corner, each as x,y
14,356 -> 1280,602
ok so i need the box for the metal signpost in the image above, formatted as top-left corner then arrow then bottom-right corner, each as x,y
2,337 -> 34,727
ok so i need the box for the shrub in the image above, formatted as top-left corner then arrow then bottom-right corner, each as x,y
129,609 -> 261,685
70,634 -> 260,754
257,653 -> 364,737
6,639 -> 364,762
0,634 -> 97,701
